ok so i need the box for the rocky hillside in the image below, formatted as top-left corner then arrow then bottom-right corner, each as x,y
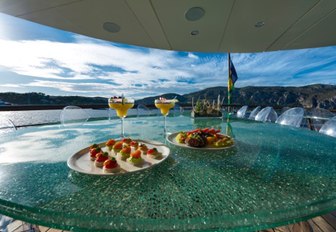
1,84 -> 335,110
137,84 -> 336,110
0,92 -> 107,105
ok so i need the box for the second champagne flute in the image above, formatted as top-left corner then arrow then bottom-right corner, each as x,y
108,96 -> 134,138
155,97 -> 177,135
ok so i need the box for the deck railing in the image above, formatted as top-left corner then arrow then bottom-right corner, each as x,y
1,103 -> 335,112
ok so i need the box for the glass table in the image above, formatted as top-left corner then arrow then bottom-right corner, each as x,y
0,116 -> 335,231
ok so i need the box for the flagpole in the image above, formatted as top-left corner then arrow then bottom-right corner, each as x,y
227,52 -> 231,114
226,53 -> 232,135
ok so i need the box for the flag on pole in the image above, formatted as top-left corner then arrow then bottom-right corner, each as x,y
228,53 -> 238,94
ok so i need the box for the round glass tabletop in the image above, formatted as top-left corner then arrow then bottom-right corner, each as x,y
0,116 -> 335,231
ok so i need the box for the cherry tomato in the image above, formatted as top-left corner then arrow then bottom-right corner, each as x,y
131,150 -> 141,159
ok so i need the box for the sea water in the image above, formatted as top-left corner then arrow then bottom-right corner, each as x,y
0,108 -> 183,127
0,109 -> 139,127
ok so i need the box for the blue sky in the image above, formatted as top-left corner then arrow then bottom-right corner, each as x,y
0,13 -> 336,99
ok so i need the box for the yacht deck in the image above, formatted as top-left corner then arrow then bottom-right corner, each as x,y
6,211 -> 336,232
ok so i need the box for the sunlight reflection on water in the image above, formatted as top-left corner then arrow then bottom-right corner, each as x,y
0,109 -> 151,126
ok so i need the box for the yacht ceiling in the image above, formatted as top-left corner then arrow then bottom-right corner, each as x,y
0,0 -> 336,52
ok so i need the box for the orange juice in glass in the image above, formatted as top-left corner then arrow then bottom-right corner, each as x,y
155,98 -> 178,134
109,96 -> 134,137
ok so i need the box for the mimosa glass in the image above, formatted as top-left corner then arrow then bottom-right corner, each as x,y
108,97 -> 134,138
155,98 -> 177,135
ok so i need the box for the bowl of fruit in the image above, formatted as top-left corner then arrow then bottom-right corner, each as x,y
167,128 -> 234,150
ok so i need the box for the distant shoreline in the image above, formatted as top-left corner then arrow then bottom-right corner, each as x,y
1,84 -> 336,110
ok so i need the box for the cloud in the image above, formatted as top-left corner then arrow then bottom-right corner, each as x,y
232,46 -> 336,87
0,37 -> 230,97
188,53 -> 199,59
1,34 -> 336,98
0,83 -> 22,88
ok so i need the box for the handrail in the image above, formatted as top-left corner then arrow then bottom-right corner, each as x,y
0,104 -> 108,111
0,104 -> 335,113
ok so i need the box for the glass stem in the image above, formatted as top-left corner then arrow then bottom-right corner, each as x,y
164,116 -> 167,135
121,117 -> 125,138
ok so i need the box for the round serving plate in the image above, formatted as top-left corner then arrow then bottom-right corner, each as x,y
166,132 -> 234,150
67,139 -> 170,175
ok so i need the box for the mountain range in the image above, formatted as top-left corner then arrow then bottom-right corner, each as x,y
0,84 -> 335,110
136,84 -> 336,110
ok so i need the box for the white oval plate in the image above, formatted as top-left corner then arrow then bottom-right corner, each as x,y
67,139 -> 170,175
166,132 -> 234,150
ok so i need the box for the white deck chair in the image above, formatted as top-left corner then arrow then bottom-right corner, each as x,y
319,116 -> 336,137
248,106 -> 261,120
275,107 -> 304,127
255,107 -> 278,122
0,118 -> 17,232
306,108 -> 335,131
280,107 -> 290,114
60,106 -> 90,126
237,105 -> 248,118
0,117 -> 17,134
0,215 -> 14,232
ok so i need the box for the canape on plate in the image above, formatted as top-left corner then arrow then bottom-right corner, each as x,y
127,150 -> 144,166
122,137 -> 132,145
147,148 -> 161,159
89,147 -> 101,161
130,140 -> 139,150
137,143 -> 148,154
122,143 -> 130,149
112,141 -> 123,154
103,157 -> 120,173
95,152 -> 109,167
106,139 -> 116,151
89,144 -> 99,150
119,146 -> 131,160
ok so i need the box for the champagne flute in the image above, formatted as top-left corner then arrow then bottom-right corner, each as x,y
154,97 -> 177,135
108,96 -> 134,138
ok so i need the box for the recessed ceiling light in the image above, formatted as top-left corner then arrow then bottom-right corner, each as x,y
191,30 -> 199,36
255,21 -> 265,28
103,22 -> 121,33
185,7 -> 205,21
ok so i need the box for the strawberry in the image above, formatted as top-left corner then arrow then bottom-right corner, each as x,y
208,128 -> 221,134
201,128 -> 209,133
208,128 -> 216,134
215,133 -> 225,139
187,128 -> 201,136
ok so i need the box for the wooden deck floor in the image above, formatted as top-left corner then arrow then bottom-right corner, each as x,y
5,211 -> 336,232
260,211 -> 336,232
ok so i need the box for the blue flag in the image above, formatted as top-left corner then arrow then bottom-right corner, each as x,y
228,54 -> 238,93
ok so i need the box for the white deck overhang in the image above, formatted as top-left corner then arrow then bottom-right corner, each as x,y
0,0 -> 336,52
